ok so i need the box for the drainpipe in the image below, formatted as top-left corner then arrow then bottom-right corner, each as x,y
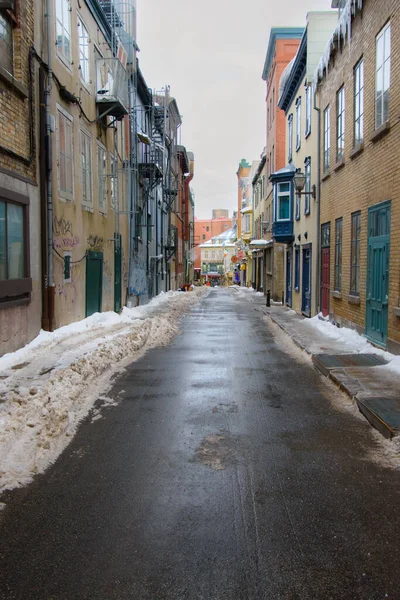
45,0 -> 55,329
314,88 -> 321,315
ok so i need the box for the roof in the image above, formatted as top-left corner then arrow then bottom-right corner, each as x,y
278,31 -> 307,113
250,239 -> 274,248
269,163 -> 296,182
241,206 -> 253,214
262,27 -> 305,81
199,226 -> 237,247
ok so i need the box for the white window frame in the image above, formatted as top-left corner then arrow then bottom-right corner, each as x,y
56,0 -> 72,66
80,129 -> 93,210
97,142 -> 107,214
304,158 -> 311,216
56,104 -> 74,201
354,59 -> 364,145
305,85 -> 312,136
375,21 -> 391,129
204,251 -> 208,259
295,98 -> 301,151
78,16 -> 90,85
336,86 -> 345,160
276,182 -> 291,222
323,106 -> 330,172
288,114 -> 293,162
110,153 -> 118,210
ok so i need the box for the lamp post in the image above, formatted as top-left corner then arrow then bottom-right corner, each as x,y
293,168 -> 316,199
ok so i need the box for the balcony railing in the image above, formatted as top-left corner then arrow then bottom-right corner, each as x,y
137,145 -> 163,179
96,57 -> 128,118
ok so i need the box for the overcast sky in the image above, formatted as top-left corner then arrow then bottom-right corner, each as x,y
136,0 -> 333,219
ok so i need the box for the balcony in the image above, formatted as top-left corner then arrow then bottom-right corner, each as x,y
96,57 -> 128,118
137,144 -> 163,179
270,164 -> 295,244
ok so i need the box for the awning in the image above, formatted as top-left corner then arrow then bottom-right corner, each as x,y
249,239 -> 273,248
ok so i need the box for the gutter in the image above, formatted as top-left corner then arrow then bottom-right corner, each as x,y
314,88 -> 321,315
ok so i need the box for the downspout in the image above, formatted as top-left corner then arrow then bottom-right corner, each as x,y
45,0 -> 55,330
314,88 -> 321,315
39,66 -> 49,330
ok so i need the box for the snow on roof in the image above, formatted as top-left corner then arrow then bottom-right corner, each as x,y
313,0 -> 363,92
241,206 -> 253,214
249,239 -> 274,247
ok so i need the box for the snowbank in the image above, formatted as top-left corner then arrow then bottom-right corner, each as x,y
0,288 -> 208,492
303,314 -> 400,375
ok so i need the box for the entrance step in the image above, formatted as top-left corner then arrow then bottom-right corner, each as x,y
312,353 -> 388,377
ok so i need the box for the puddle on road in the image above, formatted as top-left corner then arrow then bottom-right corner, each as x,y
195,433 -> 235,470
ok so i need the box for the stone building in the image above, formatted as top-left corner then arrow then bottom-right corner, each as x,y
0,0 -> 41,354
315,0 -> 400,353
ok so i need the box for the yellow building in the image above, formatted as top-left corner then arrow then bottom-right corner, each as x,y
36,0 -> 132,327
276,11 -> 337,316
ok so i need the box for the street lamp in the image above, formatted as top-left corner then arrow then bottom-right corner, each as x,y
293,168 -> 316,199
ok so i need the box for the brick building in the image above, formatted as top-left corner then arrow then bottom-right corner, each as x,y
315,0 -> 400,353
0,0 -> 41,355
262,28 -> 303,301
193,213 -> 233,271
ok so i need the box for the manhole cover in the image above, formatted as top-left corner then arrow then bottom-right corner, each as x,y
313,354 -> 387,376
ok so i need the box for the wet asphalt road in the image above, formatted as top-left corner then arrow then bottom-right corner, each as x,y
1,289 -> 400,600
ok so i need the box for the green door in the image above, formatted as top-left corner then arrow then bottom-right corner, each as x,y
86,251 -> 103,317
366,201 -> 391,347
114,233 -> 122,313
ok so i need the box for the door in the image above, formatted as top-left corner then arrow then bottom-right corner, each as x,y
286,249 -> 292,307
114,233 -> 122,313
321,223 -> 331,317
86,251 -> 103,317
366,202 -> 391,346
302,246 -> 312,317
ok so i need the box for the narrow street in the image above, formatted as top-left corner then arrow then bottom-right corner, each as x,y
1,289 -> 400,600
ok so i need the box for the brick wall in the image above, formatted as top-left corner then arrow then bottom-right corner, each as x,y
0,0 -> 36,181
317,0 -> 400,352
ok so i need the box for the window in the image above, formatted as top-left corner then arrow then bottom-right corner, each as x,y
336,87 -> 345,159
81,130 -> 92,209
110,153 -> 118,209
334,218 -> 343,291
56,0 -> 72,64
211,251 -> 216,259
57,106 -> 73,200
97,144 -> 107,213
78,17 -> 90,84
288,114 -> 293,162
276,182 -> 291,221
204,251 -> 208,259
294,247 -> 300,291
305,85 -> 312,136
323,106 -> 330,171
375,22 -> 391,128
206,226 -> 209,232
354,59 -> 364,144
202,234 -> 206,240
243,214 -> 250,232
0,11 -> 13,75
0,190 -> 31,303
304,158 -> 311,215
350,211 -> 361,294
296,98 -> 301,150
295,188 -> 300,221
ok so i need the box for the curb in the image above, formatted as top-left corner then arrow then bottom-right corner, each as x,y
261,309 -> 396,439
260,308 -> 311,355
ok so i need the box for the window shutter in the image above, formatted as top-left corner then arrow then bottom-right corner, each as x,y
64,255 -> 71,280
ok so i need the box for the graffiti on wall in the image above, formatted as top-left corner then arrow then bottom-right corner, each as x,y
87,235 -> 105,252
53,216 -> 80,250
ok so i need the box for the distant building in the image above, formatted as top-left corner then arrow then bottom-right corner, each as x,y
193,212 -> 233,271
236,159 -> 251,238
212,209 -> 229,219
199,226 -> 237,285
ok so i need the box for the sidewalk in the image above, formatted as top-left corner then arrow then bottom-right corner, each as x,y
261,304 -> 400,440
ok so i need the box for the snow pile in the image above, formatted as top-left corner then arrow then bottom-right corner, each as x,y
303,314 -> 400,374
230,286 -> 264,297
0,288 -> 208,492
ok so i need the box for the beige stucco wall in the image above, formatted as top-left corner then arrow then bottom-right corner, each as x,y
39,0 -> 130,327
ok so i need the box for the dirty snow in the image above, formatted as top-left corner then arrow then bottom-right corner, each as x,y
0,288 -> 208,493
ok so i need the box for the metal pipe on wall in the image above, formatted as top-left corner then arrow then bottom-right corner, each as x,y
45,0 -> 55,329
